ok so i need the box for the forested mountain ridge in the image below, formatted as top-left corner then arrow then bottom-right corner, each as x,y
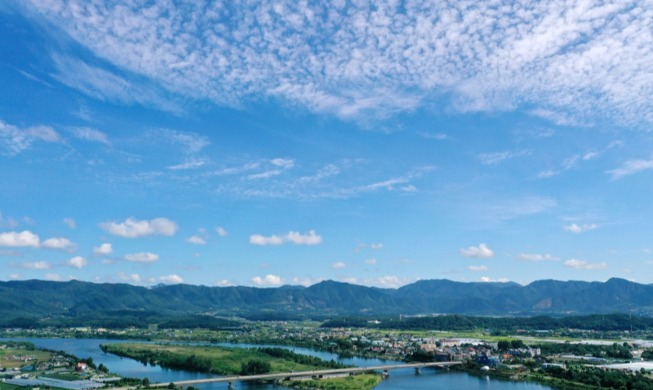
1,277 -> 652,327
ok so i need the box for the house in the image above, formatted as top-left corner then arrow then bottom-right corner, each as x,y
75,362 -> 88,372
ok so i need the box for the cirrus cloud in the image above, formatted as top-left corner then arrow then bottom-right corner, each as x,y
21,1 -> 653,125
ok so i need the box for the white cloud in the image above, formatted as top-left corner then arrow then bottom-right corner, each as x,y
564,259 -> 608,270
466,265 -> 488,272
216,279 -> 235,287
159,274 -> 183,284
68,256 -> 87,269
63,218 -> 76,229
583,151 -> 600,160
518,253 -> 558,262
285,230 -> 322,245
93,243 -> 113,255
124,252 -> 159,263
44,273 -> 62,281
72,127 -> 110,145
250,230 -> 322,246
331,262 -> 346,269
340,277 -> 359,285
365,258 -> 377,265
0,119 -> 62,156
100,217 -> 178,238
22,261 -> 50,269
186,235 -> 206,245
252,274 -> 284,286
42,237 -> 76,251
118,272 -> 141,283
249,234 -> 284,246
608,158 -> 653,180
372,275 -> 413,288
215,227 -> 228,237
564,223 -> 599,233
480,276 -> 510,283
9,273 -> 21,280
460,243 -> 495,258
370,243 -> 384,249
0,231 -> 40,247
291,277 -> 323,286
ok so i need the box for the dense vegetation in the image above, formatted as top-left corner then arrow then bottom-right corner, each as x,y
3,278 -> 653,328
100,343 -> 350,376
258,347 -> 345,369
534,342 -> 633,359
543,365 -> 653,389
322,313 -> 653,331
283,374 -> 382,390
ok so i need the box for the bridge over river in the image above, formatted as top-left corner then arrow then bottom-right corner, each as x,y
149,361 -> 462,388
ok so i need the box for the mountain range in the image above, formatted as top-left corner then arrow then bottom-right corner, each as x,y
1,278 -> 651,326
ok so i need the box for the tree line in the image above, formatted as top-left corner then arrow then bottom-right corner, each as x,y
322,313 -> 653,331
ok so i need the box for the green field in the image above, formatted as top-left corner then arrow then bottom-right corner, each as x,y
0,346 -> 52,370
283,374 -> 382,390
103,343 -> 342,375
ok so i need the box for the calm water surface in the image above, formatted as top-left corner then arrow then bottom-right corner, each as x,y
1,338 -> 553,389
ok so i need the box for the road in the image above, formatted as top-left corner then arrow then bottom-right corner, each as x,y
148,361 -> 462,387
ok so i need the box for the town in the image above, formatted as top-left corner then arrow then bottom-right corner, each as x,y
3,320 -> 653,389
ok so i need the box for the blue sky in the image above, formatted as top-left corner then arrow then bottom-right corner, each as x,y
2,0 -> 653,288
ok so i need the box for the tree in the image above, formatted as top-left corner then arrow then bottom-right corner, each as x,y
498,340 -> 510,351
240,360 -> 271,375
142,378 -> 150,387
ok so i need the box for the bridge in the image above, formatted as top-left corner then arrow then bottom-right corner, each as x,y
149,361 -> 461,388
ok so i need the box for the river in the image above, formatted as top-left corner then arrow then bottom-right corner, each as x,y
1,338 -> 553,389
